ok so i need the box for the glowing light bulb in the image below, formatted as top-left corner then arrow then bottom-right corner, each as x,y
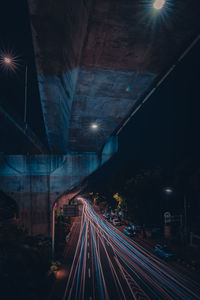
153,0 -> 166,10
91,123 -> 98,129
0,52 -> 19,72
4,56 -> 12,64
165,188 -> 173,194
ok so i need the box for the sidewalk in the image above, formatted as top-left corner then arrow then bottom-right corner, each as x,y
48,216 -> 81,300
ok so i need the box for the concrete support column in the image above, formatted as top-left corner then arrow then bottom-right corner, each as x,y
0,153 -> 100,236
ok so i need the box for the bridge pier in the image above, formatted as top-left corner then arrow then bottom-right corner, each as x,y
0,154 -> 99,235
0,137 -> 117,236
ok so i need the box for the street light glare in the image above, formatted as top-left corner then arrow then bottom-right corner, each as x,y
0,52 -> 19,72
153,0 -> 166,10
165,188 -> 173,194
4,56 -> 12,64
91,123 -> 98,129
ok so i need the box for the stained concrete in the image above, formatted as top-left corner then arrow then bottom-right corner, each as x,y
68,68 -> 156,151
28,0 -> 93,153
0,136 -> 117,235
0,154 -> 97,235
28,0 -> 200,153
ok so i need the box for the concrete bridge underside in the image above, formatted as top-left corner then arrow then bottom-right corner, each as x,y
28,0 -> 199,153
0,0 -> 199,235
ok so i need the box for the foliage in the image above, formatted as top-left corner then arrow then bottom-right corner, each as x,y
113,193 -> 127,212
50,261 -> 61,272
86,157 -> 200,227
55,209 -> 61,218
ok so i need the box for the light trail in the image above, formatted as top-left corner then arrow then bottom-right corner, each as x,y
63,198 -> 200,300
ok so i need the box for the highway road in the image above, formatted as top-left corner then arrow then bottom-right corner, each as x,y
63,198 -> 200,300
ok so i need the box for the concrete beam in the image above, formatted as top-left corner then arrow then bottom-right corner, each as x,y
101,136 -> 118,164
0,136 -> 118,236
28,0 -> 93,153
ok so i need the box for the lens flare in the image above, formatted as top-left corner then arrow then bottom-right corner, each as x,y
153,0 -> 166,10
91,123 -> 98,129
0,51 -> 19,72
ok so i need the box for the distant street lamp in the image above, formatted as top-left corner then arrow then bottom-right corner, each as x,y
163,187 -> 188,243
164,187 -> 173,194
0,53 -> 28,129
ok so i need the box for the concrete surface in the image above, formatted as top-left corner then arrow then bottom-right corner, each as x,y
0,136 -> 117,235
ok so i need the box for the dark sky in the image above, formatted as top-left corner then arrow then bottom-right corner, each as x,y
0,0 -> 46,145
119,40 -> 200,167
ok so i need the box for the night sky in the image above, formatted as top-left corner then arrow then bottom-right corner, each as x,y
118,40 -> 200,168
0,0 -> 46,145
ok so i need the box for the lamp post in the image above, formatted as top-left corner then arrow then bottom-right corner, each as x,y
24,63 -> 28,129
52,202 -> 57,259
163,187 -> 173,216
1,54 -> 28,129
183,194 -> 188,243
90,122 -> 99,150
163,187 -> 188,243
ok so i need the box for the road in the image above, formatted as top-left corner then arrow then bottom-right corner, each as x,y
63,198 -> 200,300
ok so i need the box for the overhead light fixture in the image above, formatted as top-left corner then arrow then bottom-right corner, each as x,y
91,123 -> 98,129
153,0 -> 166,10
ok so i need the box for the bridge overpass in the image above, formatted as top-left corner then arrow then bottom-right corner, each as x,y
0,0 -> 199,235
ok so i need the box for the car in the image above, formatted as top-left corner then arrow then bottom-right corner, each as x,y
154,244 -> 175,260
103,213 -> 110,220
131,224 -> 141,233
110,214 -> 118,221
112,218 -> 121,226
110,213 -> 118,219
123,226 -> 137,237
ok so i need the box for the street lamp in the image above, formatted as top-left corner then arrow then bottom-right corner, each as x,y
0,53 -> 28,129
91,123 -> 98,130
0,52 -> 19,72
163,187 -> 189,243
153,0 -> 166,10
164,187 -> 173,194
3,56 -> 12,65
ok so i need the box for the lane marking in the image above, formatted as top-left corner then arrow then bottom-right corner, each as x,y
88,267 -> 91,278
88,252 -> 90,259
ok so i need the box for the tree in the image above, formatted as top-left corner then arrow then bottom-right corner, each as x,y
113,193 -> 127,212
